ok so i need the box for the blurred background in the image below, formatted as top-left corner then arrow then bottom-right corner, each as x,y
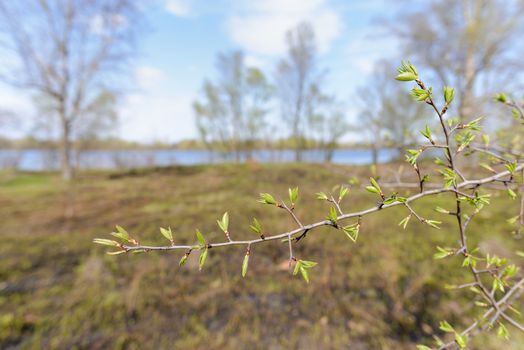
1,0 -> 524,349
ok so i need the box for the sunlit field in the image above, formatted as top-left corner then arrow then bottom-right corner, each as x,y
1,163 -> 523,349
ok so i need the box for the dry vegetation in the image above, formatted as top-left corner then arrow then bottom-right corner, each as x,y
1,163 -> 524,349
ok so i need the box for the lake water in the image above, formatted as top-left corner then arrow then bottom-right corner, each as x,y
0,148 -> 399,171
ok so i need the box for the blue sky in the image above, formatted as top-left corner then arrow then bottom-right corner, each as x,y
0,0 -> 404,143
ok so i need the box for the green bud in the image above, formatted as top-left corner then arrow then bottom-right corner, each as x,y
444,86 -> 455,104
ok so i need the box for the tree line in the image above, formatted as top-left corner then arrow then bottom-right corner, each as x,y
1,0 -> 524,179
193,0 -> 524,164
193,22 -> 351,163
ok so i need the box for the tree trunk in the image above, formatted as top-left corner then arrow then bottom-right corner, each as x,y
294,137 -> 303,162
459,2 -> 478,122
372,145 -> 379,168
325,148 -> 334,163
61,120 -> 73,181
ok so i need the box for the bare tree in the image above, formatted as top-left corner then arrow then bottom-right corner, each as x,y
306,85 -> 349,162
357,61 -> 428,167
193,51 -> 272,161
393,0 -> 524,121
243,67 -> 273,160
217,51 -> 245,161
193,81 -> 230,157
73,90 -> 118,168
0,0 -> 139,179
275,21 -> 321,162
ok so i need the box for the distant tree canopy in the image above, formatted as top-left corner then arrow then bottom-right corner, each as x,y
193,22 -> 348,163
357,61 -> 428,166
193,51 -> 272,161
0,0 -> 140,179
392,0 -> 524,121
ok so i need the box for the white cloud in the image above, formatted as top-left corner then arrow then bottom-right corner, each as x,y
226,0 -> 343,57
0,85 -> 35,138
344,27 -> 400,72
244,54 -> 270,70
135,65 -> 165,90
165,0 -> 192,17
119,92 -> 195,142
118,65 -> 195,142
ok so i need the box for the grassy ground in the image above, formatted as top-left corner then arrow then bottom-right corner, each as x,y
1,163 -> 524,349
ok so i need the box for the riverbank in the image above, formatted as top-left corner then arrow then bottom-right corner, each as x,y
0,148 -> 400,171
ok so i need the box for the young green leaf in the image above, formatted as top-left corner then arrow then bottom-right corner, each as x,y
492,278 -> 505,293
456,131 -> 475,153
300,260 -> 318,268
495,93 -> 507,103
455,333 -> 467,349
502,264 -> 518,280
505,160 -> 517,175
348,176 -> 359,185
439,320 -> 454,333
420,125 -> 432,141
463,117 -> 483,131
217,212 -> 229,233
383,195 -> 398,205
160,227 -> 173,242
327,207 -> 338,225
512,107 -> 520,119
425,220 -> 442,229
395,61 -> 418,81
293,260 -> 302,276
339,186 -> 349,202
434,246 -> 452,260
396,71 -> 418,81
299,266 -> 310,283
497,322 -> 509,340
434,157 -> 446,166
293,260 -> 317,283
481,134 -> 490,147
196,229 -> 206,247
411,87 -> 431,101
507,188 -> 517,200
406,149 -> 421,166
111,225 -> 130,241
179,253 -> 189,266
365,186 -> 380,195
199,248 -> 208,271
444,86 -> 455,104
398,215 -> 411,229
107,250 -> 126,255
480,162 -> 496,173
242,252 -> 250,277
93,238 -> 120,247
440,168 -> 457,188
258,193 -> 277,205
343,223 -> 359,242
115,225 -> 129,238
316,192 -> 329,200
370,177 -> 381,192
288,187 -> 299,204
250,218 -> 262,234
507,215 -> 520,224
462,256 -> 477,268
434,206 -> 450,214
366,177 -> 383,198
